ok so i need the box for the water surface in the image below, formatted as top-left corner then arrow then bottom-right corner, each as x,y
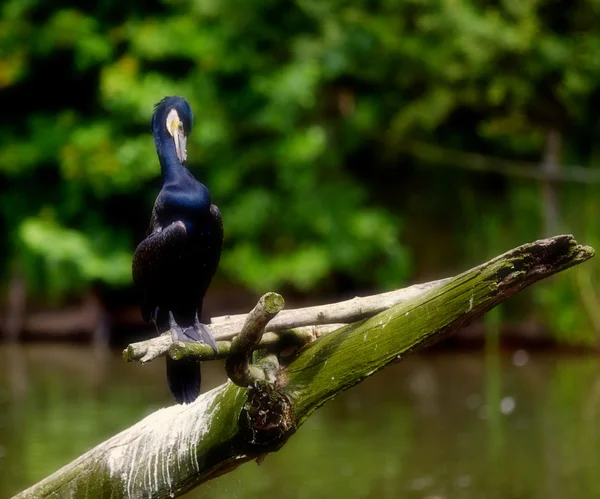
1,345 -> 599,498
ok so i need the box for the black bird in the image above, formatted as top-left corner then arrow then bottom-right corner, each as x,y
132,96 -> 222,404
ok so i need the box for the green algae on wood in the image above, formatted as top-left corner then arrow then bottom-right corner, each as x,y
284,235 -> 594,423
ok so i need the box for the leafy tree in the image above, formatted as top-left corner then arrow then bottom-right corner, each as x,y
1,0 -> 600,341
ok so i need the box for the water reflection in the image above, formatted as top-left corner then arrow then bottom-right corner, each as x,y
2,345 -> 600,498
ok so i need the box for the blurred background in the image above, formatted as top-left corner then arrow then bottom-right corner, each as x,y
2,0 -> 600,497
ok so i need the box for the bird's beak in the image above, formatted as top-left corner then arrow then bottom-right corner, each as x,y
171,121 -> 187,163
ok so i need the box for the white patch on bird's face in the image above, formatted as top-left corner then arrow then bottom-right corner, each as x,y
166,109 -> 181,137
165,108 -> 187,162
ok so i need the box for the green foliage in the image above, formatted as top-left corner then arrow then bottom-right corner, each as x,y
0,0 -> 417,298
20,217 -> 131,297
1,0 -> 600,341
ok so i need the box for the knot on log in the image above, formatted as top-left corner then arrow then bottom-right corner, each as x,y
241,382 -> 295,448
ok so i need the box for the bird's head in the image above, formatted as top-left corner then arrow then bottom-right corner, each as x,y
152,96 -> 194,163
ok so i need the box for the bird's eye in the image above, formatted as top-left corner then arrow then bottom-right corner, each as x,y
178,122 -> 184,131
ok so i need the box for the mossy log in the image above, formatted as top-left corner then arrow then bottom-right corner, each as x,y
14,235 -> 593,499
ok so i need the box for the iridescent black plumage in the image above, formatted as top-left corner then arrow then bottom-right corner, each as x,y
132,96 -> 222,404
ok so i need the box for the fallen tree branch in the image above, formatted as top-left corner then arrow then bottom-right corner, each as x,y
124,324 -> 345,364
124,279 -> 449,364
401,139 -> 600,184
168,328 -> 317,362
16,235 -> 594,499
211,277 -> 450,332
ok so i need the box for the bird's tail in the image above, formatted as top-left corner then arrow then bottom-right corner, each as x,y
165,319 -> 218,404
166,356 -> 201,404
163,311 -> 218,404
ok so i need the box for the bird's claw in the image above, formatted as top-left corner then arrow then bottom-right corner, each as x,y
194,314 -> 218,353
168,311 -> 187,341
168,311 -> 218,353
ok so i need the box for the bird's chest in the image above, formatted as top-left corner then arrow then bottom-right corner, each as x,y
159,188 -> 210,230
159,202 -> 216,261
152,182 -> 217,277
164,190 -> 205,216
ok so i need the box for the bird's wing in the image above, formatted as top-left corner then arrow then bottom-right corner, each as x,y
208,204 -> 224,276
132,221 -> 187,322
146,196 -> 163,236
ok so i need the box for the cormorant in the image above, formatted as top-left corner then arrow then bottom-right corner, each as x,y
132,96 -> 222,404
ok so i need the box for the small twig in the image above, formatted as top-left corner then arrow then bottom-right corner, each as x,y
225,292 -> 285,387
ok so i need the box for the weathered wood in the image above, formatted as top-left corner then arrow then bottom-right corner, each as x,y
15,235 -> 594,499
210,278 -> 449,332
168,329 -> 316,362
123,324 -> 344,364
225,292 -> 285,386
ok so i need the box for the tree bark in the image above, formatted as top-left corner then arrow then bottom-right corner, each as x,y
14,235 -> 594,499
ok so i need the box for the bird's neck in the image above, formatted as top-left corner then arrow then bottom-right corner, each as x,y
155,132 -> 185,182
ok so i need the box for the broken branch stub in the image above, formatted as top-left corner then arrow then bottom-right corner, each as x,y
225,292 -> 285,387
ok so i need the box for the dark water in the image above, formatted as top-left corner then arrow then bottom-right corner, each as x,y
2,344 -> 600,499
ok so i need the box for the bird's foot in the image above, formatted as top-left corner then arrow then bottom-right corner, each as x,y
194,313 -> 218,353
168,311 -> 189,342
168,311 -> 218,353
